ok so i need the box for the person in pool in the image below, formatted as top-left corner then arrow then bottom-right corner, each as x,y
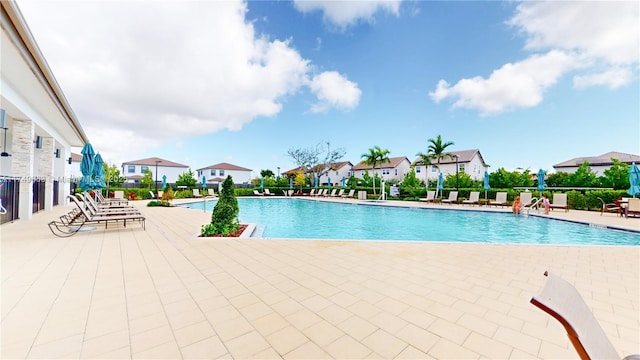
512,195 -> 522,215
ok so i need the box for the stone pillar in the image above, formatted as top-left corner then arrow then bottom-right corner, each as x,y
10,119 -> 34,220
39,137 -> 55,211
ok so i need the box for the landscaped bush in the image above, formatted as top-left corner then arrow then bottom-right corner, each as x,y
147,200 -> 172,207
202,176 -> 240,237
161,185 -> 175,201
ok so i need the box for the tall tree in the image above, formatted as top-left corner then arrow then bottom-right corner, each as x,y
416,135 -> 454,197
176,169 -> 197,189
260,169 -> 275,178
287,141 -> 345,183
361,146 -> 391,195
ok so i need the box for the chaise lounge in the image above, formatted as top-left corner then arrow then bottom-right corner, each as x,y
549,193 -> 569,212
441,191 -> 458,204
462,191 -> 480,206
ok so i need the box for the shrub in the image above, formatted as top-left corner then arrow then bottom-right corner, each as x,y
202,176 -> 239,236
161,185 -> 175,201
147,200 -> 172,207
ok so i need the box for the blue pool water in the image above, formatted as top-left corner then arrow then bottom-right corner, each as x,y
181,198 -> 640,246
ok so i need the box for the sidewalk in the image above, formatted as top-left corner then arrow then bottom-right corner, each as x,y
2,199 -> 638,359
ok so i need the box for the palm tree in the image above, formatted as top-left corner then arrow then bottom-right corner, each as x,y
361,146 -> 391,195
416,135 -> 455,198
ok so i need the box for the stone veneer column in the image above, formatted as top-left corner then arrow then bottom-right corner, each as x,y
39,137 -> 55,211
10,118 -> 34,220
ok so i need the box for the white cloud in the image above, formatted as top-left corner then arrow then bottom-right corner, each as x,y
431,1 -> 639,115
16,0 -> 360,161
430,51 -> 578,115
309,71 -> 362,113
292,0 -> 401,29
573,68 -> 634,90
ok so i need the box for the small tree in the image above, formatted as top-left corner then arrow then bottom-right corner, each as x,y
161,184 -> 174,201
139,169 -> 154,189
176,169 -> 198,189
202,176 -> 239,236
260,169 -> 275,178
601,159 -> 629,189
294,172 -> 306,191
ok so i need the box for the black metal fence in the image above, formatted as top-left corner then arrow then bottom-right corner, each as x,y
0,177 -> 19,224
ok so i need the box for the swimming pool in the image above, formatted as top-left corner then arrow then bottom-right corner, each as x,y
180,198 -> 640,246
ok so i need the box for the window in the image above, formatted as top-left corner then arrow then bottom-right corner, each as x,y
395,169 -> 398,176
459,164 -> 466,173
361,170 -> 365,176
416,167 -> 421,173
128,165 -> 135,173
382,169 -> 390,175
197,170 -> 201,177
432,166 -> 437,172
210,169 -> 216,176
348,171 -> 353,177
141,166 -> 149,172
219,170 -> 225,176
336,171 -> 339,176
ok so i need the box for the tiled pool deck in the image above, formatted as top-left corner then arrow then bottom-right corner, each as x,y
2,197 -> 639,359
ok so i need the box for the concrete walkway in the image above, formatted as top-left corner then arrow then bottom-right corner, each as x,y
2,198 -> 638,359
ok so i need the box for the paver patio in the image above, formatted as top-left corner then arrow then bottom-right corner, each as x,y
2,198 -> 639,359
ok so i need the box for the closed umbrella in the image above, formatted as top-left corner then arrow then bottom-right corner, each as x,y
483,170 -> 490,201
537,169 -> 547,197
79,143 -> 95,191
92,153 -> 106,189
202,176 -> 206,189
289,177 -> 293,190
314,177 -> 318,189
260,177 -> 264,190
162,175 -> 167,190
327,176 -> 331,192
628,162 -> 640,197
341,176 -> 346,189
437,172 -> 444,198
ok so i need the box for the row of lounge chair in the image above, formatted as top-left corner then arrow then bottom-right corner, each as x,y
253,188 -> 357,198
419,191 -> 570,211
48,192 -> 145,237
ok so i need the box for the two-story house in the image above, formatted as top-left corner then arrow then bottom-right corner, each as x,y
317,161 -> 353,186
553,151 -> 640,176
196,162 -> 252,186
121,157 -> 189,184
412,149 -> 489,183
351,157 -> 412,182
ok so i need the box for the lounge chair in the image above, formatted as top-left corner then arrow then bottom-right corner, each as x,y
307,189 -> 316,197
419,190 -> 436,203
489,192 -> 508,207
96,190 -> 129,206
253,190 -> 264,196
83,193 -> 140,215
341,189 -> 355,198
326,189 -> 337,197
519,192 -> 533,208
314,189 -> 326,197
207,189 -> 217,197
149,191 -> 157,199
441,191 -> 458,204
549,193 -> 569,212
462,191 -> 480,206
193,189 -> 203,198
334,189 -> 344,197
626,198 -> 640,218
530,271 -> 639,360
264,189 -> 275,196
49,196 -> 145,237
597,197 -> 621,216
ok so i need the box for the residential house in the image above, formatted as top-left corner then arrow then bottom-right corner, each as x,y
553,151 -> 640,176
197,162 -> 252,186
121,157 -> 189,184
412,149 -> 489,183
1,1 -> 89,223
352,157 -> 412,182
318,161 -> 353,186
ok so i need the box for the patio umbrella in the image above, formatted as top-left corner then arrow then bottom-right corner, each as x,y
79,143 -> 95,191
92,153 -> 106,189
437,172 -> 444,198
202,176 -> 206,189
162,175 -> 167,190
483,170 -> 490,201
537,169 -> 547,197
289,177 -> 293,190
314,176 -> 318,189
628,162 -> 640,197
327,176 -> 331,191
260,177 -> 264,190
341,176 -> 346,189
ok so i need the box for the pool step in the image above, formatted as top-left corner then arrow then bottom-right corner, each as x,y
251,224 -> 265,238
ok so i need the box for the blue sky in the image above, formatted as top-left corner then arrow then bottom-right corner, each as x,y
17,0 -> 639,177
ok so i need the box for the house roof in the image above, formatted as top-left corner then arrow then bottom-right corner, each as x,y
282,161 -> 353,175
126,175 -> 143,180
412,149 -> 488,167
553,151 -> 640,168
196,162 -> 252,172
352,157 -> 410,170
122,157 -> 188,168
207,177 -> 226,183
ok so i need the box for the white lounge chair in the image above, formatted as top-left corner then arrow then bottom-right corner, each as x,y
307,189 -> 316,196
207,189 -> 217,197
253,190 -> 264,196
549,193 -> 569,212
419,190 -> 436,202
520,192 -> 533,208
462,191 -> 480,205
341,189 -> 355,198
334,189 -> 344,197
489,192 -> 508,207
264,189 -> 275,196
441,191 -> 458,204
192,189 -> 203,198
325,189 -> 337,197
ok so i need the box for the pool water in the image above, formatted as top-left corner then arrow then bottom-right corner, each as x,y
181,198 -> 640,246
